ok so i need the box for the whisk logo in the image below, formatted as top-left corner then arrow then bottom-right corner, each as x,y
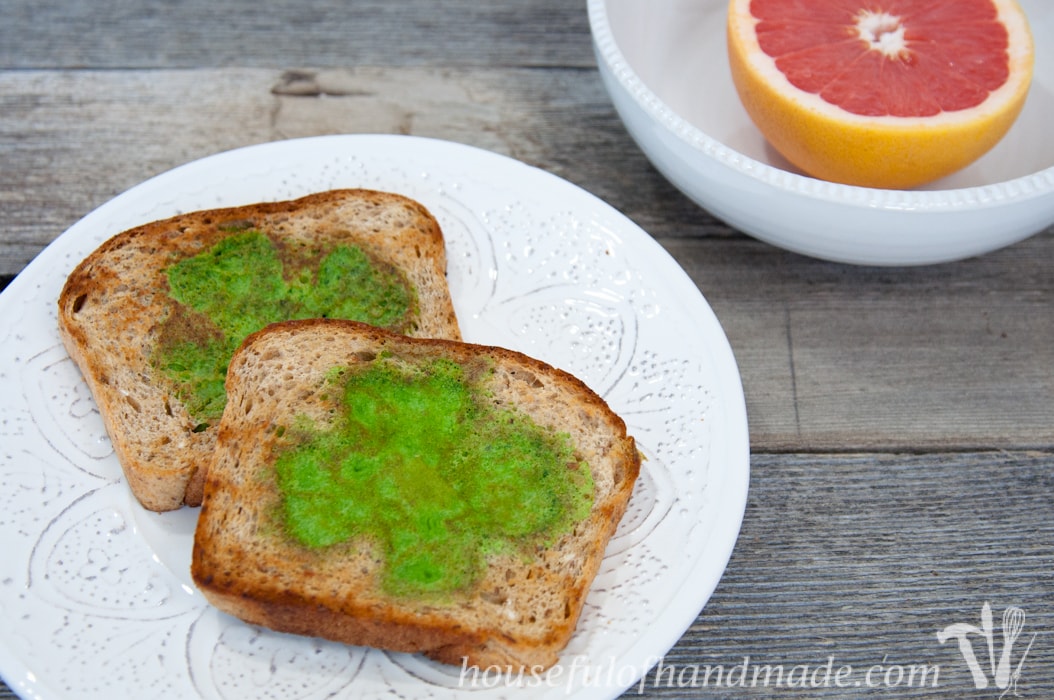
937,602 -> 1036,697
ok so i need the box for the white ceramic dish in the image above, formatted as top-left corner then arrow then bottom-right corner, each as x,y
0,135 -> 749,700
589,0 -> 1054,266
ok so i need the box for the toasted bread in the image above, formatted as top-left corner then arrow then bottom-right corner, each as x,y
58,189 -> 461,512
191,319 -> 640,670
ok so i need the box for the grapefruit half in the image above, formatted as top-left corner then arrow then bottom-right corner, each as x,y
727,0 -> 1035,189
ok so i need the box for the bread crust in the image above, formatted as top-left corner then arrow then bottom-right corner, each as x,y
191,319 -> 641,670
57,190 -> 461,512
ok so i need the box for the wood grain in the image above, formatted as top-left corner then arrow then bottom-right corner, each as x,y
0,67 -> 719,277
645,450 -> 1054,697
666,234 -> 1054,451
0,1 -> 595,70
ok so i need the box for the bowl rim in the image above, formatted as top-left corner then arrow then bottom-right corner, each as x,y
587,0 -> 1054,213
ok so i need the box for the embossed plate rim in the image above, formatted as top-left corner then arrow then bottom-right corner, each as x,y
0,134 -> 749,700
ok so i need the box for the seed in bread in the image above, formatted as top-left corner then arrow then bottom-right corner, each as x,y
191,319 -> 641,670
57,189 -> 461,512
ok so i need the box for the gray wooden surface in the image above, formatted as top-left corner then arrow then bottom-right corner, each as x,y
1,0 -> 1052,698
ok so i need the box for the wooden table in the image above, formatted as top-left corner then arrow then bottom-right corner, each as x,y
2,1 -> 1051,697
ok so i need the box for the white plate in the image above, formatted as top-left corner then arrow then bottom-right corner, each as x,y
0,135 -> 749,700
590,0 -> 1054,266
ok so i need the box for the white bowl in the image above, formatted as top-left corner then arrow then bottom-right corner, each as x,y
588,0 -> 1054,266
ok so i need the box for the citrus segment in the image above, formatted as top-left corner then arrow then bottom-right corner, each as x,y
727,0 -> 1034,188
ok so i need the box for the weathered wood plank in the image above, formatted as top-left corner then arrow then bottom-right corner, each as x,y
0,69 -> 278,272
639,450 -> 1054,698
665,234 -> 1054,451
0,67 -> 729,277
0,0 -> 595,70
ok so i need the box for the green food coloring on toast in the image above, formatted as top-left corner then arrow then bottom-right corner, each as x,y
154,230 -> 415,422
273,357 -> 595,599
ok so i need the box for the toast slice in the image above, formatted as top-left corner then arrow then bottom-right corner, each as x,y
58,189 -> 461,512
191,319 -> 640,670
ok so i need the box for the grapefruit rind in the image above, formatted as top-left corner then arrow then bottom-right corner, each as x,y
726,0 -> 1035,189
